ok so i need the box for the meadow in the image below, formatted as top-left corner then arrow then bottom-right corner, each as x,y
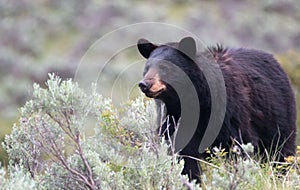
0,1 -> 300,189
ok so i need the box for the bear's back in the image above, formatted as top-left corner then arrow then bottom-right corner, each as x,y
208,46 -> 296,158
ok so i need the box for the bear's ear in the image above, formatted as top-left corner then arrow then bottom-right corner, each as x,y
178,37 -> 196,60
137,38 -> 157,59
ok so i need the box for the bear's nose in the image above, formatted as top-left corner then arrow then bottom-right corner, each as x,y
138,81 -> 150,92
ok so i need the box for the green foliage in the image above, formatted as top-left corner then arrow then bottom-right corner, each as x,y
2,74 -> 189,189
200,144 -> 300,190
0,165 -> 37,190
277,51 -> 300,87
2,75 -> 300,190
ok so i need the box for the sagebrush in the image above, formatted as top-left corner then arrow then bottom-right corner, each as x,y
1,74 -> 300,190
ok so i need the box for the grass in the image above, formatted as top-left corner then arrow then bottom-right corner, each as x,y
197,145 -> 300,190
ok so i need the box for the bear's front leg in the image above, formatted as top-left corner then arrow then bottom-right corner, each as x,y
181,157 -> 201,183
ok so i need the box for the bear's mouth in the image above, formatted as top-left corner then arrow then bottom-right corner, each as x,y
139,78 -> 167,98
145,88 -> 166,98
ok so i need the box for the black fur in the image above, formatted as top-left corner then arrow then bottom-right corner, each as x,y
137,37 -> 297,183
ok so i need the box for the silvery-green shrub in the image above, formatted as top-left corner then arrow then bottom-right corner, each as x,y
2,74 -> 195,190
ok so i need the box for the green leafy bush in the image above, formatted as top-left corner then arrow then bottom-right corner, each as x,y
0,165 -> 37,190
2,74 -> 300,190
2,74 -> 193,189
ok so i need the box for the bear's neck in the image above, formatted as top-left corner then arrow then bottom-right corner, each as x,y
163,93 -> 181,121
161,68 -> 211,125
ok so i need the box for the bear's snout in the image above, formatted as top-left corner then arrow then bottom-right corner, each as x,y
138,78 -> 166,98
138,80 -> 151,93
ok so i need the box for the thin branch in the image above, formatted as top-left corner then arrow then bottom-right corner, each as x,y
36,117 -> 99,189
180,176 -> 195,190
75,133 -> 99,189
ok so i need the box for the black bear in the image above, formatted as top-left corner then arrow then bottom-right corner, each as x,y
137,37 -> 296,182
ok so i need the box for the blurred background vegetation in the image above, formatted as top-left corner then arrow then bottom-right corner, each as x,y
0,0 -> 300,165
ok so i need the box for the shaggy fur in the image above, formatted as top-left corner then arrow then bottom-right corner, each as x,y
137,37 -> 296,183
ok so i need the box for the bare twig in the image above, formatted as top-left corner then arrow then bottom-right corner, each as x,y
180,176 -> 195,190
36,112 -> 101,189
75,133 -> 98,189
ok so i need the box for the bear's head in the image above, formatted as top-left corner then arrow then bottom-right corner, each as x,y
137,37 -> 197,100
